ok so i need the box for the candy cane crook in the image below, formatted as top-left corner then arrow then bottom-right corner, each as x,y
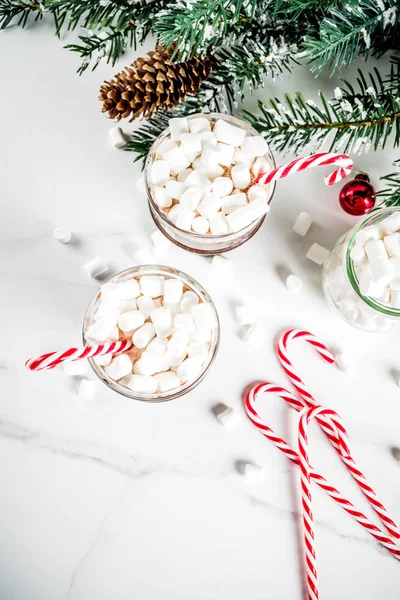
25,339 -> 132,371
255,152 -> 354,187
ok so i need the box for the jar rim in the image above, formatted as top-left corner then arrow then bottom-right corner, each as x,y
345,206 -> 400,318
82,265 -> 220,402
144,112 -> 276,240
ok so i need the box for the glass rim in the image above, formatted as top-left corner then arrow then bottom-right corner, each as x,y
345,206 -> 400,318
144,112 -> 276,240
82,264 -> 220,402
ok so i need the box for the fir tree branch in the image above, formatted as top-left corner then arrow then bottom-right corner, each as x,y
65,28 -> 134,74
0,0 -> 43,29
377,159 -> 400,207
275,0 -> 342,20
243,62 -> 400,155
298,0 -> 399,75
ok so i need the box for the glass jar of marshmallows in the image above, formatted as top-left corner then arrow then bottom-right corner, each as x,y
83,265 -> 220,402
323,207 -> 400,332
144,113 -> 276,254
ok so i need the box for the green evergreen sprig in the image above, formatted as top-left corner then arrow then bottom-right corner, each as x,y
0,0 -> 43,29
243,59 -> 400,155
378,160 -> 400,207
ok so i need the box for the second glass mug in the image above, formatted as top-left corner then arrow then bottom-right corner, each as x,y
144,112 -> 276,255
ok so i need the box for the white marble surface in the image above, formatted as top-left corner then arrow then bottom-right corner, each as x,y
1,22 -> 400,600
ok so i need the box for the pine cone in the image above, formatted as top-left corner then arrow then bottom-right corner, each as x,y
99,45 -> 213,121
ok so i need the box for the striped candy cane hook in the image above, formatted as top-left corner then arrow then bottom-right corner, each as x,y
255,152 -> 354,187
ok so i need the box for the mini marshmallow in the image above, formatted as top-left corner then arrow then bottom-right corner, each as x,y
107,326 -> 120,342
95,305 -> 120,324
132,322 -> 156,348
134,353 -> 167,376
231,164 -> 251,189
201,143 -> 222,167
247,185 -> 268,203
78,379 -> 96,400
185,170 -> 213,194
168,328 -> 189,355
176,208 -> 196,231
192,216 -> 210,234
54,226 -> 72,244
189,117 -> 211,134
233,147 -> 254,167
200,130 -> 217,147
109,126 -> 126,148
235,305 -> 255,325
216,406 -> 240,430
156,138 -> 177,158
164,279 -> 183,304
365,239 -> 388,262
165,180 -> 185,200
306,243 -> 330,266
151,306 -> 173,337
216,142 -> 235,167
146,336 -> 168,356
181,291 -> 199,314
213,177 -> 233,197
118,310 -> 145,332
384,232 -> 400,257
286,274 -> 302,293
137,296 -> 158,319
214,119 -> 246,147
355,225 -> 380,246
176,357 -> 202,381
150,160 -> 170,185
192,158 -> 224,181
84,257 -> 108,278
164,301 -> 182,317
241,323 -> 265,348
251,156 -> 271,177
197,193 -> 222,219
134,247 -> 158,264
177,168 -> 193,182
390,276 -> 400,291
140,276 -> 164,298
380,213 -> 400,235
241,135 -> 269,157
358,266 -> 384,297
335,352 -> 350,372
63,359 -> 88,376
169,117 -> 189,141
105,354 -> 132,380
164,146 -> 191,175
85,318 -> 115,342
151,230 -> 172,256
293,213 -> 312,236
226,198 -> 270,232
191,303 -> 214,329
153,186 -> 172,208
350,244 -> 366,265
166,204 -> 182,224
174,313 -> 196,333
94,353 -> 112,367
209,213 -> 229,234
244,464 -> 266,483
221,192 -> 247,214
187,342 -> 208,359
100,283 -> 121,306
181,133 -> 202,155
180,187 -> 203,211
211,255 -> 231,274
117,279 -> 141,300
155,371 -> 181,392
126,374 -> 158,393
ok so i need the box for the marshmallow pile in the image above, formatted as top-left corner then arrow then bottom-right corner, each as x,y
325,212 -> 400,331
148,116 -> 272,235
85,275 -> 216,394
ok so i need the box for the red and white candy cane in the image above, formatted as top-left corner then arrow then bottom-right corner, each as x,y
255,152 -> 354,187
278,329 -> 399,541
25,339 -> 132,371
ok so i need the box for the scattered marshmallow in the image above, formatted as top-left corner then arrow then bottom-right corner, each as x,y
126,374 -> 158,393
63,359 -> 88,376
105,354 -> 132,380
211,255 -> 232,274
241,323 -> 265,348
216,406 -> 240,430
109,126 -> 127,148
235,305 -> 255,325
286,274 -> 302,293
134,247 -> 158,264
151,230 -> 172,256
306,243 -> 330,266
335,352 -> 350,372
244,463 -> 266,483
54,226 -> 72,244
84,257 -> 108,278
293,213 -> 312,236
78,379 -> 96,400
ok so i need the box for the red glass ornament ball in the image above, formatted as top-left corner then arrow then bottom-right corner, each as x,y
339,174 -> 376,216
